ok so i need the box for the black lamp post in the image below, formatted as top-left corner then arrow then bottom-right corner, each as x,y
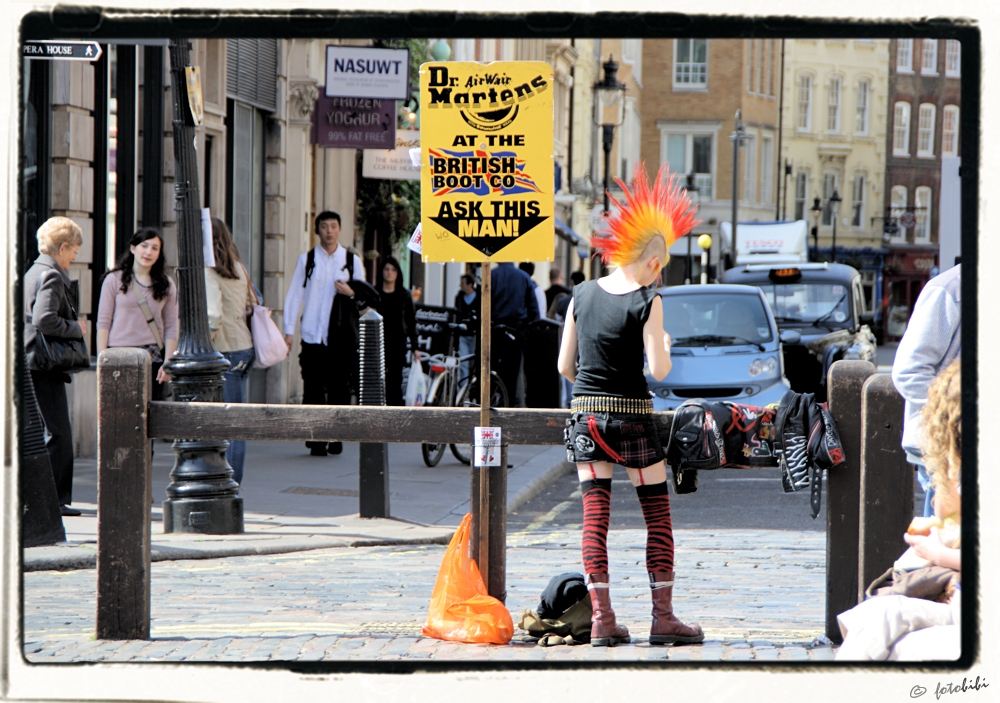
829,189 -> 842,263
161,39 -> 243,534
811,196 -> 822,261
593,56 -> 626,216
684,172 -> 699,284
729,110 -> 748,267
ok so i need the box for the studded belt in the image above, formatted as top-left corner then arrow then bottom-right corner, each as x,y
570,395 -> 654,414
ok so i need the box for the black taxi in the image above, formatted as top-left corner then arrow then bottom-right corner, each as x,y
719,262 -> 877,401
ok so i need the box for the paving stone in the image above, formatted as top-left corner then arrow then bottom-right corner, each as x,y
779,646 -> 810,661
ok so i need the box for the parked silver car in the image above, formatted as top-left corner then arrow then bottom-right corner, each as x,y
646,284 -> 794,411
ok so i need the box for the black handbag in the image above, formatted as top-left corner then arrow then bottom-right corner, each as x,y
29,271 -> 90,374
32,331 -> 90,373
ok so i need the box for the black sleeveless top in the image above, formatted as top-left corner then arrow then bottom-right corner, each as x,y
571,280 -> 658,399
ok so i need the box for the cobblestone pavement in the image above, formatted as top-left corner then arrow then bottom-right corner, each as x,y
23,526 -> 835,663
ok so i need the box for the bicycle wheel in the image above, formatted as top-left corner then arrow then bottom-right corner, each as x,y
450,372 -> 509,465
420,382 -> 447,467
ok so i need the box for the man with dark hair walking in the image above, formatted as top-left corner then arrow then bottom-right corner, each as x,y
283,211 -> 366,456
490,262 -> 539,406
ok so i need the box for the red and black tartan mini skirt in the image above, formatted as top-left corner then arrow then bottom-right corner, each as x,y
564,396 -> 665,469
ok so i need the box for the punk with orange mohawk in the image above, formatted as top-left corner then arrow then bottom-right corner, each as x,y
591,162 -> 700,269
556,161 -> 705,649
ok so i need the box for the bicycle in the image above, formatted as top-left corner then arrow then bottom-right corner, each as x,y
420,323 -> 509,467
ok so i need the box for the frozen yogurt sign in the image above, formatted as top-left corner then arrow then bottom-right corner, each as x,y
325,45 -> 410,100
419,62 -> 554,262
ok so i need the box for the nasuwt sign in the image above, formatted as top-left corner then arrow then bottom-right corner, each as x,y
325,46 -> 410,100
419,61 -> 554,262
311,95 -> 396,149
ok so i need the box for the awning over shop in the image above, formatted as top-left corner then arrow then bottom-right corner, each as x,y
555,218 -> 589,258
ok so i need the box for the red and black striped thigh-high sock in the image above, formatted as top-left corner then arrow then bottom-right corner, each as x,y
636,482 -> 674,573
580,478 -> 612,576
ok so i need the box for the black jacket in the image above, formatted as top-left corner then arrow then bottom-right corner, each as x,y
24,254 -> 83,370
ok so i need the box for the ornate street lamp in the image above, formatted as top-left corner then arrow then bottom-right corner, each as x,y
593,56 -> 627,216
161,39 -> 243,534
811,196 -> 822,261
729,110 -> 748,267
829,189 -> 842,263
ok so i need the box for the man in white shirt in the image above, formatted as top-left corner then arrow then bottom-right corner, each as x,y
283,211 -> 366,456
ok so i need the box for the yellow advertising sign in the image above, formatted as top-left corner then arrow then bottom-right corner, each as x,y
419,61 -> 554,262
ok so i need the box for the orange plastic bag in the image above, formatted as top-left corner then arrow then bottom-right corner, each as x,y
422,513 -> 514,644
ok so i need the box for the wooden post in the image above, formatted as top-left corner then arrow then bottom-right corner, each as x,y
825,359 -> 875,643
487,445 -> 508,602
475,261 -> 492,587
859,374 -> 912,601
96,348 -> 152,640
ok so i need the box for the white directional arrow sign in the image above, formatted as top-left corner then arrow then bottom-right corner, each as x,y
23,41 -> 103,62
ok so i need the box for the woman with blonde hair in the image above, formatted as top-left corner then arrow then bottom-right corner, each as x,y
24,216 -> 87,515
204,217 -> 255,485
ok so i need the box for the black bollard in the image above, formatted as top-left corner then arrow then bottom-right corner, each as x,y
358,308 -> 389,518
160,38 -> 243,534
19,361 -> 66,547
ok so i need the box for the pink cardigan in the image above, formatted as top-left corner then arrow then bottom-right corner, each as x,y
97,270 -> 179,348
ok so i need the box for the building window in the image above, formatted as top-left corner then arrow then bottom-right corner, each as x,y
942,105 -> 960,157
921,39 -> 938,75
822,173 -> 838,226
797,74 -> 812,132
761,134 -> 774,204
897,39 -> 913,72
914,186 -> 932,240
855,80 -> 870,135
794,171 -> 808,221
743,133 -> 756,202
851,174 -> 866,228
622,39 -> 643,86
890,185 -> 908,240
827,77 -> 841,133
662,128 -> 714,199
893,102 -> 911,156
764,40 -> 774,97
747,40 -> 758,93
917,103 -> 936,158
946,39 -> 961,77
674,39 -> 707,89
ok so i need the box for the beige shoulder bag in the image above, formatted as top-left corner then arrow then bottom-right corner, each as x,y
130,281 -> 164,350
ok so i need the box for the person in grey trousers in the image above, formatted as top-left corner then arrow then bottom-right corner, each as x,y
24,217 -> 87,516
891,264 -> 961,517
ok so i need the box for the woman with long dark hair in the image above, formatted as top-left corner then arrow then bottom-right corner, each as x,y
204,217 -> 255,485
24,217 -> 87,515
97,228 -> 178,400
373,255 -> 418,406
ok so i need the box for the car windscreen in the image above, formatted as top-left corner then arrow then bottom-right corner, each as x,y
755,282 -> 851,325
662,293 -> 774,346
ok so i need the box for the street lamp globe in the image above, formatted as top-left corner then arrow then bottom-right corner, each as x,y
430,40 -> 451,62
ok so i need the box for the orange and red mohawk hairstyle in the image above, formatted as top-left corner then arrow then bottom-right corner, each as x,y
591,162 -> 700,267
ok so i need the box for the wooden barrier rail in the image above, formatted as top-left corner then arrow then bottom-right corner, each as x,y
97,349 -> 910,643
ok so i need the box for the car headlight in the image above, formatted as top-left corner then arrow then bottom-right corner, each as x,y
749,357 -> 777,376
